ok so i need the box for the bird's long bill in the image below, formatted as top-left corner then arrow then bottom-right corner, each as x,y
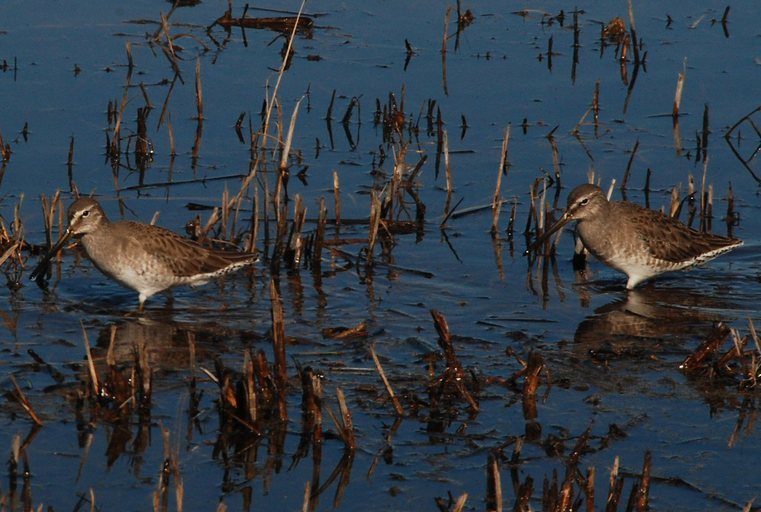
527,212 -> 573,254
29,229 -> 72,281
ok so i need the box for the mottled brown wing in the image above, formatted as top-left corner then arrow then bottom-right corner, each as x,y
121,222 -> 254,277
623,204 -> 739,263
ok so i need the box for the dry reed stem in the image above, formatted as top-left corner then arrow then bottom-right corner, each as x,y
194,58 -> 203,120
280,96 -> 304,171
547,129 -> 560,180
333,170 -> 341,226
491,125 -> 511,235
153,424 -> 173,512
636,451 -> 651,511
301,480 -> 311,512
431,309 -> 479,411
700,156 -> 709,224
441,6 -> 452,96
606,456 -> 623,511
244,349 -> 257,423
262,0 -> 307,147
679,323 -> 730,372
67,136 -> 75,172
486,451 -> 502,512
290,194 -> 307,265
627,0 -> 640,64
443,129 -> 452,194
81,322 -> 99,397
673,58 -> 686,120
0,129 -> 9,162
701,103 -> 710,155
312,197 -> 327,268
269,279 -> 288,394
620,139 -> 640,191
586,466 -> 596,512
522,352 -> 543,421
669,186 -> 680,218
111,43 -> 133,159
336,387 -> 356,450
105,324 -> 117,368
168,113 -> 177,158
452,493 -> 468,512
9,375 -> 43,426
366,191 -> 382,265
369,343 -> 404,416
157,73 -> 179,130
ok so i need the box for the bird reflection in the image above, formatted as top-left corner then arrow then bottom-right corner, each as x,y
573,286 -> 735,356
92,310 -> 263,370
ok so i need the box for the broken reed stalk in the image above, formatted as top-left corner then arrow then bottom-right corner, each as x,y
220,186 -> 231,239
366,191 -> 382,265
607,455 -> 624,510
280,96 -> 304,171
491,125 -> 511,236
700,156 -> 709,230
547,129 -> 561,181
486,451 -> 503,512
441,6 -> 452,96
586,466 -> 596,512
522,352 -> 543,424
288,193 -> 307,265
269,279 -> 289,403
336,387 -> 356,450
81,322 -> 99,397
443,128 -> 452,194
430,309 -> 479,412
452,493 -> 468,512
0,129 -> 9,162
67,137 -> 75,190
301,480 -> 311,512
701,103 -> 710,157
299,366 -> 323,446
626,0 -> 640,64
673,58 -> 686,122
312,197 -> 327,269
111,43 -> 133,160
244,349 -> 257,423
9,375 -> 43,426
167,112 -> 176,156
154,425 -> 174,512
620,139 -> 640,191
669,186 -> 680,218
679,322 -> 731,372
40,191 -> 61,250
333,171 -> 341,226
369,343 -> 404,416
246,181 -> 260,254
194,58 -> 203,121
262,0 -> 307,147
636,451 -> 651,511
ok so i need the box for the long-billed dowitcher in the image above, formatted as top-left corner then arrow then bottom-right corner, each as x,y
528,184 -> 742,289
30,197 -> 258,310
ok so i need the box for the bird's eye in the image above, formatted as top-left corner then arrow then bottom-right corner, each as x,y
580,198 -> 590,206
82,210 -> 90,217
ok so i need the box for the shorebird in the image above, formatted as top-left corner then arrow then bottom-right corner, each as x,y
528,184 -> 742,289
30,197 -> 258,310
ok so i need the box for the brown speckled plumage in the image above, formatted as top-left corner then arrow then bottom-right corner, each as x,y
531,184 -> 742,289
31,197 -> 257,309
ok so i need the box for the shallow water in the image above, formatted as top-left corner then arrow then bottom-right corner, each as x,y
1,1 -> 760,510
